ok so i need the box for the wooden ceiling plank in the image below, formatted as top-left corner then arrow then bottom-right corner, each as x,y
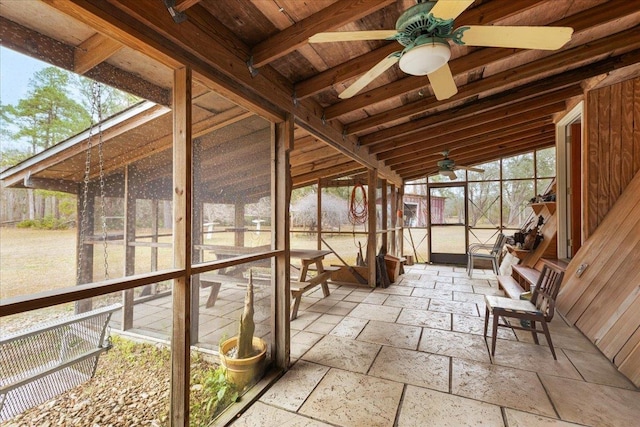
250,0 -> 395,68
362,85 -> 582,147
373,102 -> 564,159
74,32 -> 123,74
348,38 -> 640,134
294,0 -> 540,99
326,2 -> 640,120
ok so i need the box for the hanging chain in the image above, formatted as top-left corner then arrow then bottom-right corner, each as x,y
76,82 -> 109,283
94,82 -> 109,280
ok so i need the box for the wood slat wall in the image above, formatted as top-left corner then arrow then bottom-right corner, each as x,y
585,77 -> 640,238
557,76 -> 640,387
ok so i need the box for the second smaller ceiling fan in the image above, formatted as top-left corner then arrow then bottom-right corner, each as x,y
437,150 -> 484,180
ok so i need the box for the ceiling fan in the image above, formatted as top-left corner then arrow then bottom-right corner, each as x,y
437,150 -> 484,180
308,0 -> 573,100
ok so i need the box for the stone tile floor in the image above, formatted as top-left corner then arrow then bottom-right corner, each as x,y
231,263 -> 640,427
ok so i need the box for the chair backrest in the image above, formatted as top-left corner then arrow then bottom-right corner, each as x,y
490,233 -> 507,256
531,264 -> 565,320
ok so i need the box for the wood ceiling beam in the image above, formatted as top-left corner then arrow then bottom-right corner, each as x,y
383,122 -> 555,168
0,16 -> 170,105
292,153 -> 354,176
249,0 -> 395,69
293,0 -> 540,99
373,102 -> 563,159
74,32 -> 123,74
363,85 -> 581,148
347,37 -> 640,134
47,0 -> 402,186
325,1 -> 640,120
291,145 -> 341,164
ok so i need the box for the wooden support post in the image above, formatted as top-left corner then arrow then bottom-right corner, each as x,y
191,140 -> 203,343
398,186 -> 404,259
381,178 -> 388,252
273,117 -> 292,369
390,183 -> 397,256
171,66 -> 192,427
76,185 -> 95,313
367,168 -> 377,287
122,164 -> 136,330
316,178 -> 322,250
234,202 -> 245,246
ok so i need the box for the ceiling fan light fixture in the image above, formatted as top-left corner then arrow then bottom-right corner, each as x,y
399,39 -> 451,76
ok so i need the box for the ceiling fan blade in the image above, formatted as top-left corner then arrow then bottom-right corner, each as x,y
427,63 -> 457,101
309,30 -> 397,43
457,166 -> 485,173
440,170 -> 457,180
460,26 -> 574,50
339,53 -> 400,99
430,0 -> 474,20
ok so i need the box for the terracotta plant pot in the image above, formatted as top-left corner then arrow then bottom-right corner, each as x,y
219,336 -> 267,391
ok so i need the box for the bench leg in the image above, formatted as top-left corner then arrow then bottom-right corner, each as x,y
206,282 -> 221,308
290,291 -> 302,320
483,306 -> 490,338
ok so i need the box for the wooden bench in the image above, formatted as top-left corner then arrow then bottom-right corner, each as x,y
290,270 -> 333,320
497,259 -> 567,299
0,304 -> 119,421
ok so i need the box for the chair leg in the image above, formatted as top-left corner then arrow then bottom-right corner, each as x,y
541,321 -> 557,360
491,258 -> 499,275
531,320 -> 539,344
483,306 -> 490,337
467,255 -> 472,277
491,310 -> 499,356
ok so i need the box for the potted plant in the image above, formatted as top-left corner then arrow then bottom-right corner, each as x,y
219,270 -> 267,391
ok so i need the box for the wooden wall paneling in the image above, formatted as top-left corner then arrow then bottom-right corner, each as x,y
597,293 -> 640,360
618,341 -> 640,386
597,86 -> 611,225
565,199 -> 640,324
575,242 -> 640,338
586,90 -> 599,238
621,79 -> 635,189
616,324 -> 640,368
635,79 -> 640,176
609,82 -> 622,206
557,170 -> 640,320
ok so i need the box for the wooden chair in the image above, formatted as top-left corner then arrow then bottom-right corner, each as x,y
483,263 -> 565,359
467,233 -> 506,277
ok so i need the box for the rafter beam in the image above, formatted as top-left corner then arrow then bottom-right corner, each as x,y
249,0 -> 394,69
74,32 -> 123,74
175,0 -> 201,13
292,161 -> 363,187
